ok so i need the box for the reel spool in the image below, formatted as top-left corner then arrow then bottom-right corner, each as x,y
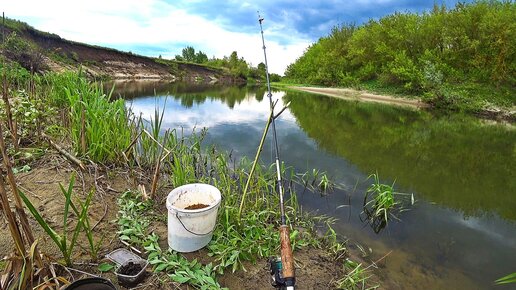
269,257 -> 295,290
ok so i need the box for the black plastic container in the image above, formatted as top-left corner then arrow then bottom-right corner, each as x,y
65,277 -> 116,290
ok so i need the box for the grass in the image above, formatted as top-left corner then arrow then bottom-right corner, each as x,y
361,173 -> 414,233
336,259 -> 379,290
50,72 -> 132,162
19,174 -> 98,265
495,272 -> 516,285
0,66 -> 371,288
115,113 -> 346,287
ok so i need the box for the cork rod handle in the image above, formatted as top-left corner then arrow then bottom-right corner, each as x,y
279,225 -> 295,278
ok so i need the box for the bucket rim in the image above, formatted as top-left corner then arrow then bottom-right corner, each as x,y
166,183 -> 221,214
65,277 -> 116,290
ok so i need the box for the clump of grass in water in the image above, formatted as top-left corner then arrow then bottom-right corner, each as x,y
361,173 -> 414,233
336,259 -> 379,290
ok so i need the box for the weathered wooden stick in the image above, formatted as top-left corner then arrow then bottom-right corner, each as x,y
42,133 -> 86,171
124,130 -> 143,156
142,129 -> 171,155
0,173 -> 26,256
138,184 -> 148,201
150,131 -> 169,199
1,72 -> 18,151
150,153 -> 162,199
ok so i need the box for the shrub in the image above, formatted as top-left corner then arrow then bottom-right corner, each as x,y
2,32 -> 47,73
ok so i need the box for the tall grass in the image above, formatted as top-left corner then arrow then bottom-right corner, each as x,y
19,174 -> 99,265
67,79 -> 131,162
44,72 -> 132,163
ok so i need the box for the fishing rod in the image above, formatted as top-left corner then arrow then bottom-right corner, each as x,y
258,12 -> 296,290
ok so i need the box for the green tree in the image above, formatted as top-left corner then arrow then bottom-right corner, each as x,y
284,0 -> 515,109
181,46 -> 196,62
195,51 -> 208,64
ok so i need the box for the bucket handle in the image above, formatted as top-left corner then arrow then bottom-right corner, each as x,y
176,212 -> 214,236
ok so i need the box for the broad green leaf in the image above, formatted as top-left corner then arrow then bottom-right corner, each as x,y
98,263 -> 115,272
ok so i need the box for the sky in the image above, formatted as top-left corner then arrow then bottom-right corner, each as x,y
2,0 -> 469,75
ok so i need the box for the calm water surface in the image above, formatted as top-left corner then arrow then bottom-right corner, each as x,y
113,81 -> 516,290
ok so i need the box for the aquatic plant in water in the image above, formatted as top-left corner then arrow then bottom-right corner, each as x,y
336,259 -> 379,290
361,173 -> 414,233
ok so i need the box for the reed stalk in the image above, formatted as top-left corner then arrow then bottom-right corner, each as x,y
237,110 -> 272,221
79,92 -> 86,154
1,72 -> 18,151
0,122 -> 38,253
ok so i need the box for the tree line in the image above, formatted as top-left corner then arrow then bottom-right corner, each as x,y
173,46 -> 280,82
284,0 -> 515,111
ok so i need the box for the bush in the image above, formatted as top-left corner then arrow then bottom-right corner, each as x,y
381,52 -> 423,92
2,32 -> 47,73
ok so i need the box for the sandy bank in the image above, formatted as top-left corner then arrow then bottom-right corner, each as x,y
290,86 -> 429,109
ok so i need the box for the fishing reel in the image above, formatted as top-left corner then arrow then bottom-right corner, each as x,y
269,257 -> 295,290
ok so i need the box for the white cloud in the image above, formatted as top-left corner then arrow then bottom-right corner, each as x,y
130,91 -> 294,129
2,0 -> 311,74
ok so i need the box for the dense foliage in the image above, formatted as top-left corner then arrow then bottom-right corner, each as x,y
174,46 -> 208,64
1,31 -> 46,73
174,47 -> 281,82
285,1 -> 515,111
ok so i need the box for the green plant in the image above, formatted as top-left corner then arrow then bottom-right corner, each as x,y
495,272 -> 516,285
145,234 -> 222,289
336,259 -> 378,290
117,191 -> 224,289
66,187 -> 103,261
117,191 -> 151,245
324,224 -> 347,260
98,263 -> 115,272
361,173 -> 414,233
19,174 -> 95,265
2,31 -> 47,72
66,79 -> 131,162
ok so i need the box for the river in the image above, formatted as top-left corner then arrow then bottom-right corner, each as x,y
113,80 -> 516,290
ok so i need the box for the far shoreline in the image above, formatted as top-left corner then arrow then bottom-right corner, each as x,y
289,86 -> 429,109
286,85 -> 515,123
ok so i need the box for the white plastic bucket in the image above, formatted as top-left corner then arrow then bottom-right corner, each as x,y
166,183 -> 221,252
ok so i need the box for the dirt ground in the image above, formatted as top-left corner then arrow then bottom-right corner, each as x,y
0,151 -> 377,289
